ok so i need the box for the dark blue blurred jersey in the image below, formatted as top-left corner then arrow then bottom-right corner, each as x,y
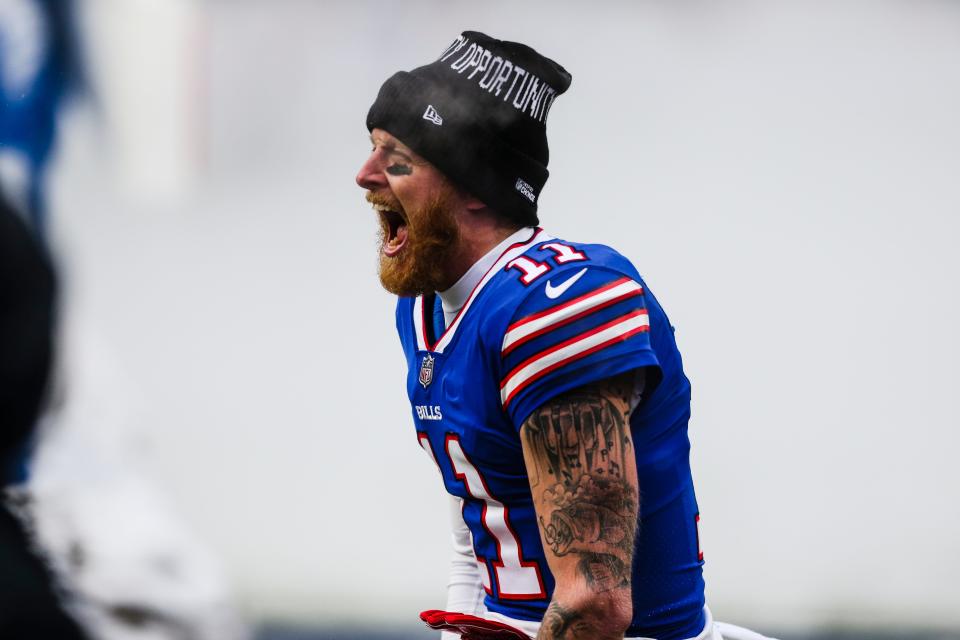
0,0 -> 78,484
397,228 -> 706,639
0,0 -> 80,232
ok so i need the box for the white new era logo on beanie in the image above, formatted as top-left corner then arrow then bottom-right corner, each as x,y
422,105 -> 443,125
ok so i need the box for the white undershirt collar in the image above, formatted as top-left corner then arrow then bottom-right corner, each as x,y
437,227 -> 536,327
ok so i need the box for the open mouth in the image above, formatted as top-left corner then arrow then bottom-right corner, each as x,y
374,203 -> 408,257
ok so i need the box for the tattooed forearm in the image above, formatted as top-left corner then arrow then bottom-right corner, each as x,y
538,476 -> 636,589
537,594 -> 632,640
523,379 -> 634,490
540,602 -> 591,639
523,376 -> 638,592
578,552 -> 630,593
523,374 -> 640,638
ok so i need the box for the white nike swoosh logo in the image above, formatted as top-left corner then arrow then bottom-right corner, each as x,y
544,267 -> 588,299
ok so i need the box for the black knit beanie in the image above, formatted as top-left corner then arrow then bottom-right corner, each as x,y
366,31 -> 572,227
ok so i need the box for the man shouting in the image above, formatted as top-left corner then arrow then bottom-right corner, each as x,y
356,30 -> 774,640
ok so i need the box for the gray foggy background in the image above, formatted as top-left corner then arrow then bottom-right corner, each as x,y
37,0 -> 960,636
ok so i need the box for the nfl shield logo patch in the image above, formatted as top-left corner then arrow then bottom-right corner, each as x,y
419,354 -> 435,389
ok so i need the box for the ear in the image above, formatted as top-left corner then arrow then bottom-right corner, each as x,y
464,194 -> 487,212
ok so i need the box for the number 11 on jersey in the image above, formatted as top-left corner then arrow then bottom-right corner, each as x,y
419,433 -> 547,600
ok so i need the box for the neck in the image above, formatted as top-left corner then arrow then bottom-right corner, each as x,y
442,211 -> 521,288
437,225 -> 534,326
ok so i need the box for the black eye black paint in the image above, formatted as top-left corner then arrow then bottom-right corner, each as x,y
386,163 -> 412,176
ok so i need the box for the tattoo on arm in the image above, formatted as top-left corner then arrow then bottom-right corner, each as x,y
541,601 -> 593,638
522,375 -> 639,638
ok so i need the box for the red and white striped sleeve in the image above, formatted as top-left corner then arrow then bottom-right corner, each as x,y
499,268 -> 660,428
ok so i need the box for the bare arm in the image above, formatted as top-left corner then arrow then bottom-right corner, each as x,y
520,372 -> 639,640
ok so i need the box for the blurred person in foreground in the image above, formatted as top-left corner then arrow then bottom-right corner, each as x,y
1,0 -> 88,635
0,193 -> 87,639
2,2 -> 249,638
356,31 -> 776,640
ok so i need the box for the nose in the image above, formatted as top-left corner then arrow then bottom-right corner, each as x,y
356,151 -> 388,191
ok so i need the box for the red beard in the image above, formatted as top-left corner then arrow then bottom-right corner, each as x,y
369,189 -> 461,297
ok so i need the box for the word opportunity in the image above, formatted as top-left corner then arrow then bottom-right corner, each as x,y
438,35 -> 562,124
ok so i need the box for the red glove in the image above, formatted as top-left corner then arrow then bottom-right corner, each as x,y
420,609 -> 531,639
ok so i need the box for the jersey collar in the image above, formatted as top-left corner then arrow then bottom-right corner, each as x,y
414,227 -> 549,353
437,227 -> 539,327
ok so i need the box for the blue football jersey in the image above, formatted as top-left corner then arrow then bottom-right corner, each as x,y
397,228 -> 705,639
